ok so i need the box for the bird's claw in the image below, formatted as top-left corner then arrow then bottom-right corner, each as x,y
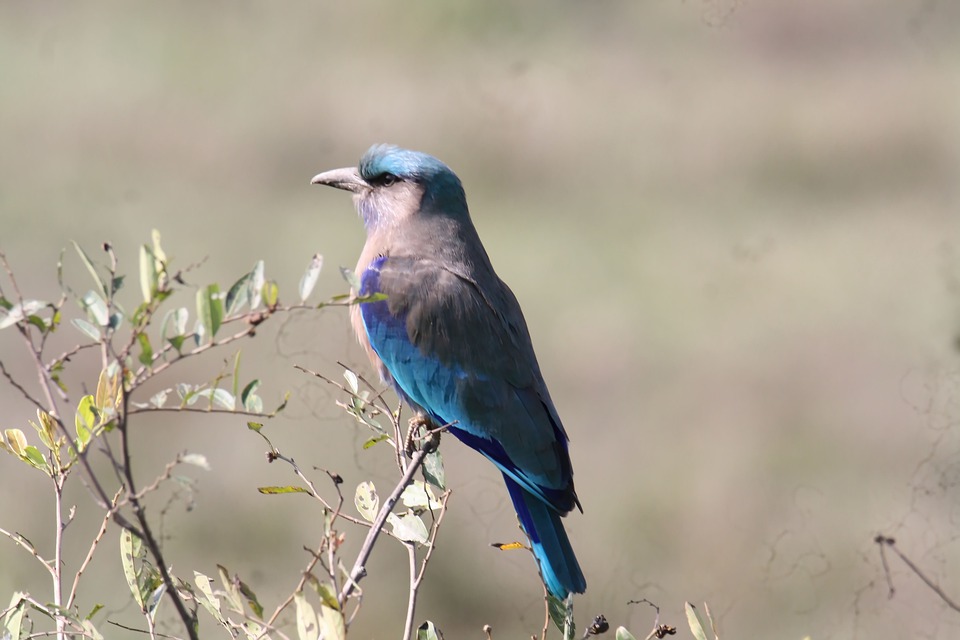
405,414 -> 440,456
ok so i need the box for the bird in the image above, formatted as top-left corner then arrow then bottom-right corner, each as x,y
311,144 -> 586,599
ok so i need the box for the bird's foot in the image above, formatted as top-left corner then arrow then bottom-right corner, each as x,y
405,414 -> 441,456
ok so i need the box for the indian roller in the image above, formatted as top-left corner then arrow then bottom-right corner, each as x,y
311,144 -> 586,599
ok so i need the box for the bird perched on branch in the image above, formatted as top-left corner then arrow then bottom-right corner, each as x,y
311,145 -> 586,599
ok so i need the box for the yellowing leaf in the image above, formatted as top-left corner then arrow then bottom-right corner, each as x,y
355,481 -> 379,522
4,429 -> 28,456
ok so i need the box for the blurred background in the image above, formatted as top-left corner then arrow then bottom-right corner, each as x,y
2,0 -> 959,638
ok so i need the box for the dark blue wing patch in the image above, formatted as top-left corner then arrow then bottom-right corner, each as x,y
359,256 -> 572,511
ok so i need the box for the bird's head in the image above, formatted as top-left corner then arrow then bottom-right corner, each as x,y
311,145 -> 468,232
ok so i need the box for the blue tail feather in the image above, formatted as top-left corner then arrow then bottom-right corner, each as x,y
504,475 -> 586,598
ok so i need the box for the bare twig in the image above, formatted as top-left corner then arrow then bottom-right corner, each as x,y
116,387 -> 198,640
401,489 -> 451,640
126,405 -> 279,418
875,534 -> 960,613
67,487 -> 123,608
0,527 -> 55,577
52,475 -> 66,640
338,447 -> 430,607
0,359 -> 45,412
267,449 -> 370,530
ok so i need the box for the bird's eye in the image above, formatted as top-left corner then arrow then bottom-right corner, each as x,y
378,173 -> 399,187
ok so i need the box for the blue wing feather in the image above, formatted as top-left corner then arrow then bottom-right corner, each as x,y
359,254 -> 585,597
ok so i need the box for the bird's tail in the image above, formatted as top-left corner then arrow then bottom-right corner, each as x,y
503,474 -> 586,599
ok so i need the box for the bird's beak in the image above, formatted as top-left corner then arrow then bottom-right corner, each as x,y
310,167 -> 370,193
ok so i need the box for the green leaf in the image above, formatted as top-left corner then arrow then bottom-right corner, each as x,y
247,421 -> 263,432
35,409 -> 56,450
182,453 -> 210,470
241,379 -> 261,409
194,572 -> 226,626
354,291 -> 388,304
238,579 -> 264,619
140,244 -> 158,303
245,394 -> 263,414
355,481 -> 379,522
423,450 -> 446,490
299,254 -> 323,302
121,529 -> 145,609
188,388 -> 235,410
23,445 -> 49,472
137,332 -> 154,367
95,368 -> 115,412
294,592 -> 318,640
3,592 -> 28,640
196,284 -> 224,341
26,315 -> 48,333
151,229 -> 167,269
388,512 -> 429,543
217,564 -> 244,613
145,579 -> 167,621
343,369 -> 359,394
318,603 -> 345,640
400,481 -> 442,510
169,334 -> 185,351
72,241 -> 108,297
615,627 -> 638,640
249,260 -> 265,309
3,428 -> 28,457
84,603 -> 104,621
362,434 -> 390,450
547,593 -> 575,635
339,266 -> 361,292
311,581 -> 339,612
81,290 -> 110,326
417,621 -> 444,640
262,280 -> 279,308
75,395 -> 97,451
0,300 -> 50,330
161,307 -> 189,341
81,619 -> 104,640
272,391 -> 290,415
225,271 -> 253,316
72,317 -> 101,340
258,485 -> 309,495
232,351 -> 242,404
685,602 -> 711,640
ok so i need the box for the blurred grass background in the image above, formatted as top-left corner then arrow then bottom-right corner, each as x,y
2,0 -> 959,638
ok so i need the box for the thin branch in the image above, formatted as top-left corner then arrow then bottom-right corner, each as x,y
402,543 -> 419,640
104,620 -> 180,638
53,475 -> 66,640
0,253 -> 124,523
262,538 -> 328,634
875,534 -> 960,613
1,252 -> 66,420
131,322 -> 264,385
67,487 -> 123,608
0,527 -> 55,577
267,449 -> 370,530
129,454 -> 185,502
338,447 -> 430,607
126,405 -> 280,419
0,359 -> 45,412
47,341 -> 100,371
401,489 -> 451,640
116,387 -> 198,640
